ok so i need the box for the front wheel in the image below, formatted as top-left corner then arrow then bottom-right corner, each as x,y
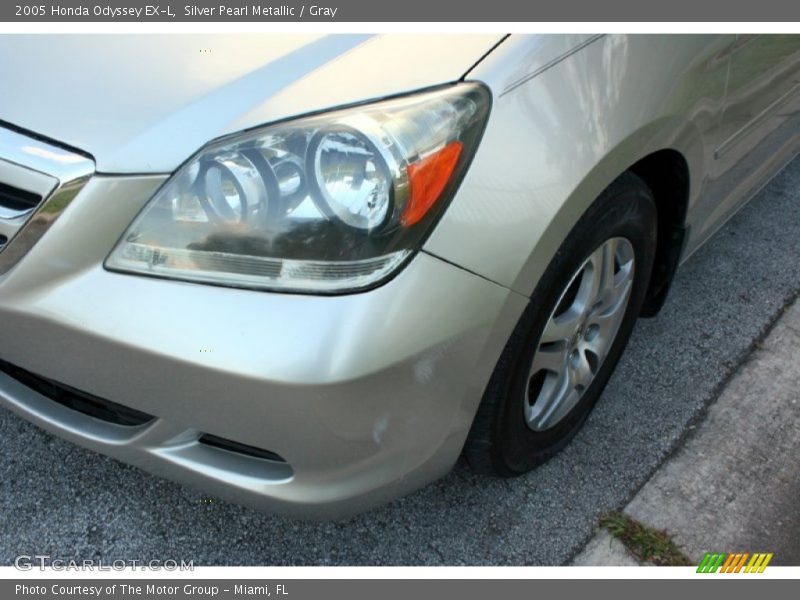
465,172 -> 658,476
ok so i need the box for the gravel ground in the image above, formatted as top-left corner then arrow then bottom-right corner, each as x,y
1,157 -> 799,566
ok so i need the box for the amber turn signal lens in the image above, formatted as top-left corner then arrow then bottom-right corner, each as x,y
402,141 -> 463,227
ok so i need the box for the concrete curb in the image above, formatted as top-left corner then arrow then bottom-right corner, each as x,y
572,297 -> 800,566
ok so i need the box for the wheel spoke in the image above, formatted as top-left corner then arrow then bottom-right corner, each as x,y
540,309 -> 581,344
530,344 -> 566,374
535,381 -> 582,431
582,246 -> 605,312
526,366 -> 569,428
598,237 -> 618,304
589,263 -> 634,355
603,277 -> 633,322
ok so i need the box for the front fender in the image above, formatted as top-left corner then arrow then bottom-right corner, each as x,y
424,33 -> 728,296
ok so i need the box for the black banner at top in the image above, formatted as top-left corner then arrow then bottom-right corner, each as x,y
2,0 -> 800,22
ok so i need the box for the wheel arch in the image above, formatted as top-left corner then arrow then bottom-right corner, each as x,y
512,120 -> 701,316
628,149 -> 692,316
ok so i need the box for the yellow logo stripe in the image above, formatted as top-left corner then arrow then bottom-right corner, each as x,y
744,553 -> 772,573
745,554 -> 759,573
758,553 -> 774,573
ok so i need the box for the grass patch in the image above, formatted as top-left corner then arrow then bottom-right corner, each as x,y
599,512 -> 692,566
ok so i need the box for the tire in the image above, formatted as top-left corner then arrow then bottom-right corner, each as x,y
464,172 -> 657,476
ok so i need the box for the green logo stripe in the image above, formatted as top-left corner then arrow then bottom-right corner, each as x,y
697,553 -> 727,573
697,553 -> 712,573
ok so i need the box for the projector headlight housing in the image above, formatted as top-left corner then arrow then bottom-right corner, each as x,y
105,83 -> 491,294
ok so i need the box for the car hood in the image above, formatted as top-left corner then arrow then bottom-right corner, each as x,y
0,34 -> 503,173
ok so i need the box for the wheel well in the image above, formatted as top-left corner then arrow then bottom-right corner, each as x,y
629,150 -> 690,317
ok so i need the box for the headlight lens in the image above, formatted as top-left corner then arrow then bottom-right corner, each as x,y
310,128 -> 394,230
106,84 -> 490,293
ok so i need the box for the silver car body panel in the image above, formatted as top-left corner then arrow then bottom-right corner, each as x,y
0,34 -> 798,517
0,176 -> 527,517
427,34 -> 800,294
0,34 -> 504,173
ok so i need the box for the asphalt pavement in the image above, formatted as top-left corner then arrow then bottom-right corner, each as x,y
1,156 -> 799,566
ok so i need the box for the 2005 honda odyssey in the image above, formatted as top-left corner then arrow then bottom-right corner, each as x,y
0,34 -> 798,517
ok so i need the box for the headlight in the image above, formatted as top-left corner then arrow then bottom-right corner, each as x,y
105,83 -> 490,294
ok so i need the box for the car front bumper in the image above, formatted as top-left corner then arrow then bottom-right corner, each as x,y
0,175 -> 527,518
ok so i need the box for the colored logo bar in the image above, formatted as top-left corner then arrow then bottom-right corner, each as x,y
697,552 -> 773,573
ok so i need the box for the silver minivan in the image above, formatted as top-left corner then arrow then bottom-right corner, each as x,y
0,34 -> 798,517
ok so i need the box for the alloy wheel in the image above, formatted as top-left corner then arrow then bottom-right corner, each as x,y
525,237 -> 635,431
